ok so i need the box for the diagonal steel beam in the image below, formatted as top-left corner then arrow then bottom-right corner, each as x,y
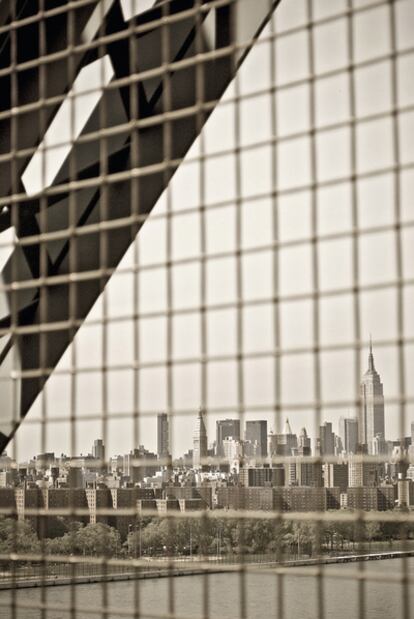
0,0 -> 281,450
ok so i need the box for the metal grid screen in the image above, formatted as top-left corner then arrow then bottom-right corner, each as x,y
0,0 -> 413,618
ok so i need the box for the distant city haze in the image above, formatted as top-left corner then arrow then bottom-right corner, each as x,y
9,0 -> 414,460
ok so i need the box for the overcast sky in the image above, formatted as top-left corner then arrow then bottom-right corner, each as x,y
9,0 -> 414,460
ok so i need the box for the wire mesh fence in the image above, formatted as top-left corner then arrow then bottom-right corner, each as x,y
0,0 -> 413,617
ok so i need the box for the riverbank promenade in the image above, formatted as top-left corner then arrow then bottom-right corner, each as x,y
1,550 -> 414,591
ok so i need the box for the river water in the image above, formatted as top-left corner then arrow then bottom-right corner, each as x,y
0,558 -> 412,619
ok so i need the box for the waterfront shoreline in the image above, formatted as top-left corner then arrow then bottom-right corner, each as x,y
1,550 -> 413,590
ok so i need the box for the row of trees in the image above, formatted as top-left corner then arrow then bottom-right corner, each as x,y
1,513 -> 412,561
126,515 -> 413,558
0,518 -> 121,560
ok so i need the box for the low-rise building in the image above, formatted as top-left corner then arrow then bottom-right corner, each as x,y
216,487 -> 274,511
239,466 -> 284,488
347,486 -> 394,511
216,486 -> 340,512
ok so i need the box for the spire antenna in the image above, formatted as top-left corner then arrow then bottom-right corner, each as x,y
368,334 -> 375,371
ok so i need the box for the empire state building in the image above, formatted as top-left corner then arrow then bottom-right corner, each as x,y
359,340 -> 385,454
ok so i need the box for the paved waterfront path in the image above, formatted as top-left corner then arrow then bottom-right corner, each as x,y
1,550 -> 414,590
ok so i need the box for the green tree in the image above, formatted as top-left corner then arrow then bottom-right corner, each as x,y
133,519 -> 166,556
321,520 -> 337,552
74,523 -> 121,557
44,534 -> 73,555
282,521 -> 316,557
0,518 -> 40,564
364,521 -> 381,549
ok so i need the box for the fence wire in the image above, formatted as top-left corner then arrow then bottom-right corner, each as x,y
0,0 -> 413,618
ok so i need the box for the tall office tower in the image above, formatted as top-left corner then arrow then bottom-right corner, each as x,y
223,437 -> 244,467
296,428 -> 321,486
92,439 -> 105,462
324,463 -> 349,493
339,417 -> 359,454
372,433 -> 388,456
92,439 -> 105,473
284,443 -> 297,487
359,340 -> 385,454
268,432 -> 277,458
298,427 -> 311,454
193,409 -> 208,469
348,455 -> 379,487
123,446 -> 158,482
245,420 -> 268,458
410,422 -> 414,458
268,418 -> 298,457
157,413 -> 169,460
334,435 -> 343,455
296,460 -> 323,487
216,419 -> 240,457
319,422 -> 335,456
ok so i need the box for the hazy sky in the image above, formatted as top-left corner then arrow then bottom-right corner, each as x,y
9,0 -> 414,460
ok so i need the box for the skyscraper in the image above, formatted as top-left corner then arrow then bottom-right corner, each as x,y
371,433 -> 388,456
92,439 -> 105,462
269,418 -> 298,457
92,439 -> 105,473
410,422 -> 414,458
334,435 -> 343,455
359,340 -> 385,454
324,463 -> 349,493
339,417 -> 359,454
223,437 -> 244,470
157,413 -> 169,460
319,422 -> 335,456
298,427 -> 311,454
348,454 -> 379,487
193,409 -> 208,469
245,420 -> 268,458
216,419 -> 240,457
296,427 -> 321,487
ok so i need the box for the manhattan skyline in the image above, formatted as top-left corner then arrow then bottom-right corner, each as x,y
5,2 -> 414,461
8,338 -> 412,460
7,342 -> 412,463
